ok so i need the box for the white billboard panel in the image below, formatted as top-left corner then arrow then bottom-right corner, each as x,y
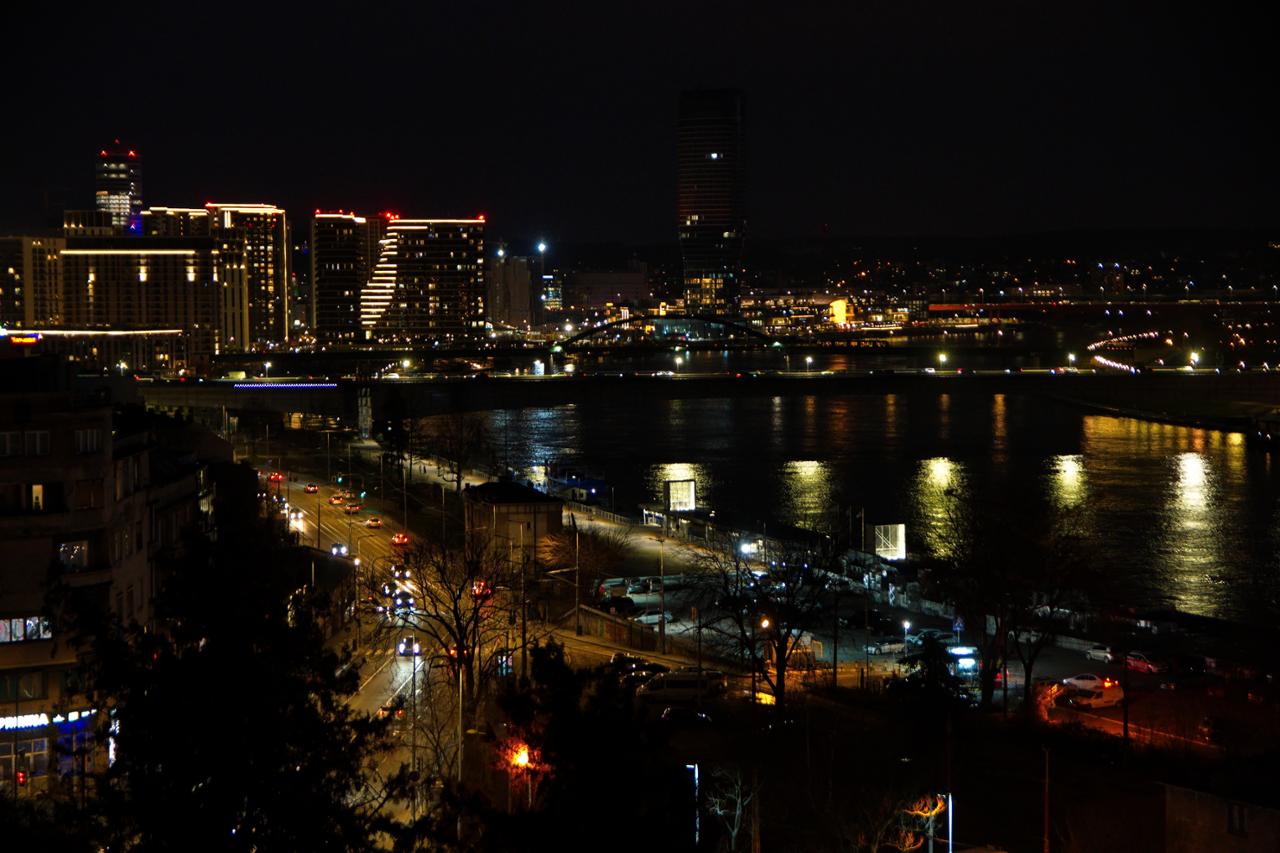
874,523 -> 907,561
665,479 -> 696,512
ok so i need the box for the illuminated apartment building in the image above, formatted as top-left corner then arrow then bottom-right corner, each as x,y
204,204 -> 289,349
0,236 -> 65,327
311,212 -> 386,345
360,217 -> 485,344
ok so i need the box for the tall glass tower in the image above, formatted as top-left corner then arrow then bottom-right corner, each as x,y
95,140 -> 142,233
677,90 -> 744,315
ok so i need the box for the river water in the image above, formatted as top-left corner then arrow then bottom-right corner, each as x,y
481,380 -> 1280,627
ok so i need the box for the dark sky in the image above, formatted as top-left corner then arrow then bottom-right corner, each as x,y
2,2 -> 1275,246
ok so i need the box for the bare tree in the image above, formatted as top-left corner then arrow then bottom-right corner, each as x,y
537,519 -> 633,601
706,766 -> 761,852
700,533 -> 834,711
421,413 -> 492,492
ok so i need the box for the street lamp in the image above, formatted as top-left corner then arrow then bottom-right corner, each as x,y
537,241 -> 547,255
805,355 -> 813,373
903,619 -> 911,646
937,352 -> 948,366
1189,350 -> 1200,367
1067,353 -> 1076,366
674,355 -> 683,373
264,361 -> 272,379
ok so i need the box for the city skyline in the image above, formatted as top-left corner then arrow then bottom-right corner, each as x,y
1,4 -> 1275,244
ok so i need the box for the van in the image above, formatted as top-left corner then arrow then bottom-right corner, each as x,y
1066,680 -> 1124,709
636,670 -> 726,704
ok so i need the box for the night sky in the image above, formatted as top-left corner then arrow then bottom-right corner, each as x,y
2,2 -> 1275,245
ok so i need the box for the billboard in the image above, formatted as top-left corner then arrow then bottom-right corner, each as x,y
874,523 -> 907,561
665,479 -> 696,512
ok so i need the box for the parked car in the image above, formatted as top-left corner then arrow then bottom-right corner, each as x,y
304,483 -> 319,494
1064,680 -> 1124,710
633,608 -> 673,626
907,629 -> 956,647
1084,644 -> 1114,663
365,516 -> 383,528
1126,651 -> 1164,673
1062,673 -> 1105,691
636,671 -> 726,704
865,636 -> 907,655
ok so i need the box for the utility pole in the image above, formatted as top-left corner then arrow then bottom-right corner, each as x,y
658,535 -> 666,654
315,490 -> 322,550
519,524 -> 528,681
573,515 -> 582,635
832,586 -> 839,690
1042,746 -> 1050,853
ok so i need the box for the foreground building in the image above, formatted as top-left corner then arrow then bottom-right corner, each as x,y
0,356 -> 216,790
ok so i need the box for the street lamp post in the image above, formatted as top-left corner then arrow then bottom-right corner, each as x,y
903,619 -> 912,649
658,535 -> 666,654
805,355 -> 813,373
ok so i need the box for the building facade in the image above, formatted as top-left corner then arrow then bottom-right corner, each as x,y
205,204 -> 289,350
311,212 -> 386,345
485,247 -> 534,327
0,236 -> 65,328
95,142 -> 142,233
0,357 -> 208,790
59,235 -> 222,367
360,217 -> 485,344
677,90 -> 745,315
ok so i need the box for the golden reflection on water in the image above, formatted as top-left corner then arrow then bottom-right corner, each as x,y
992,393 -> 1007,456
1080,416 -> 1248,616
779,459 -> 834,529
1050,454 -> 1085,508
914,457 -> 964,558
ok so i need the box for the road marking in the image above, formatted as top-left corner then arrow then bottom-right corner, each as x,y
359,648 -> 396,692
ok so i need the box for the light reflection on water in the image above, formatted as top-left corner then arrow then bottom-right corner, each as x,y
480,394 -> 1280,624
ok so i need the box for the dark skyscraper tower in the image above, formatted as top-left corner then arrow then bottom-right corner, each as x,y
677,90 -> 744,315
95,140 -> 143,233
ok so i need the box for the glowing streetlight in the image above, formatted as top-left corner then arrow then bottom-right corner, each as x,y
674,356 -> 683,372
496,247 -> 506,258
537,241 -> 547,255
263,361 -> 273,378
1189,350 -> 1200,366
401,358 -> 412,370
805,355 -> 814,372
937,352 -> 948,366
903,619 -> 912,645
511,745 -> 530,769
760,617 -> 771,630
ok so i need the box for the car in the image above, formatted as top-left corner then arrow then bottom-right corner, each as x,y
377,698 -> 407,719
1126,651 -> 1164,673
390,564 -> 411,581
907,629 -> 956,648
865,636 -> 907,655
392,590 -> 415,611
268,471 -> 284,483
660,706 -> 714,726
391,532 -> 410,548
1084,644 -> 1114,663
636,671 -> 726,704
396,635 -> 421,656
328,495 -> 345,505
633,608 -> 673,626
1064,679 -> 1124,709
608,652 -> 646,670
304,483 -> 319,494
343,503 -> 362,514
365,516 -> 383,528
329,543 -> 349,557
1062,673 -> 1105,691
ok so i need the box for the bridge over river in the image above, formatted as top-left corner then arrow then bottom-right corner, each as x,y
138,369 -> 1280,438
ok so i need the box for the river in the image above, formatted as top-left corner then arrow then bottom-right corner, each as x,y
479,383 -> 1280,627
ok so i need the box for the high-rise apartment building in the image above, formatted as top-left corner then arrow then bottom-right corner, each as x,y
59,235 -> 222,367
485,246 -> 533,327
205,204 -> 289,349
311,212 -> 386,345
677,90 -> 745,314
95,141 -> 143,233
360,217 -> 485,344
0,236 -> 65,328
